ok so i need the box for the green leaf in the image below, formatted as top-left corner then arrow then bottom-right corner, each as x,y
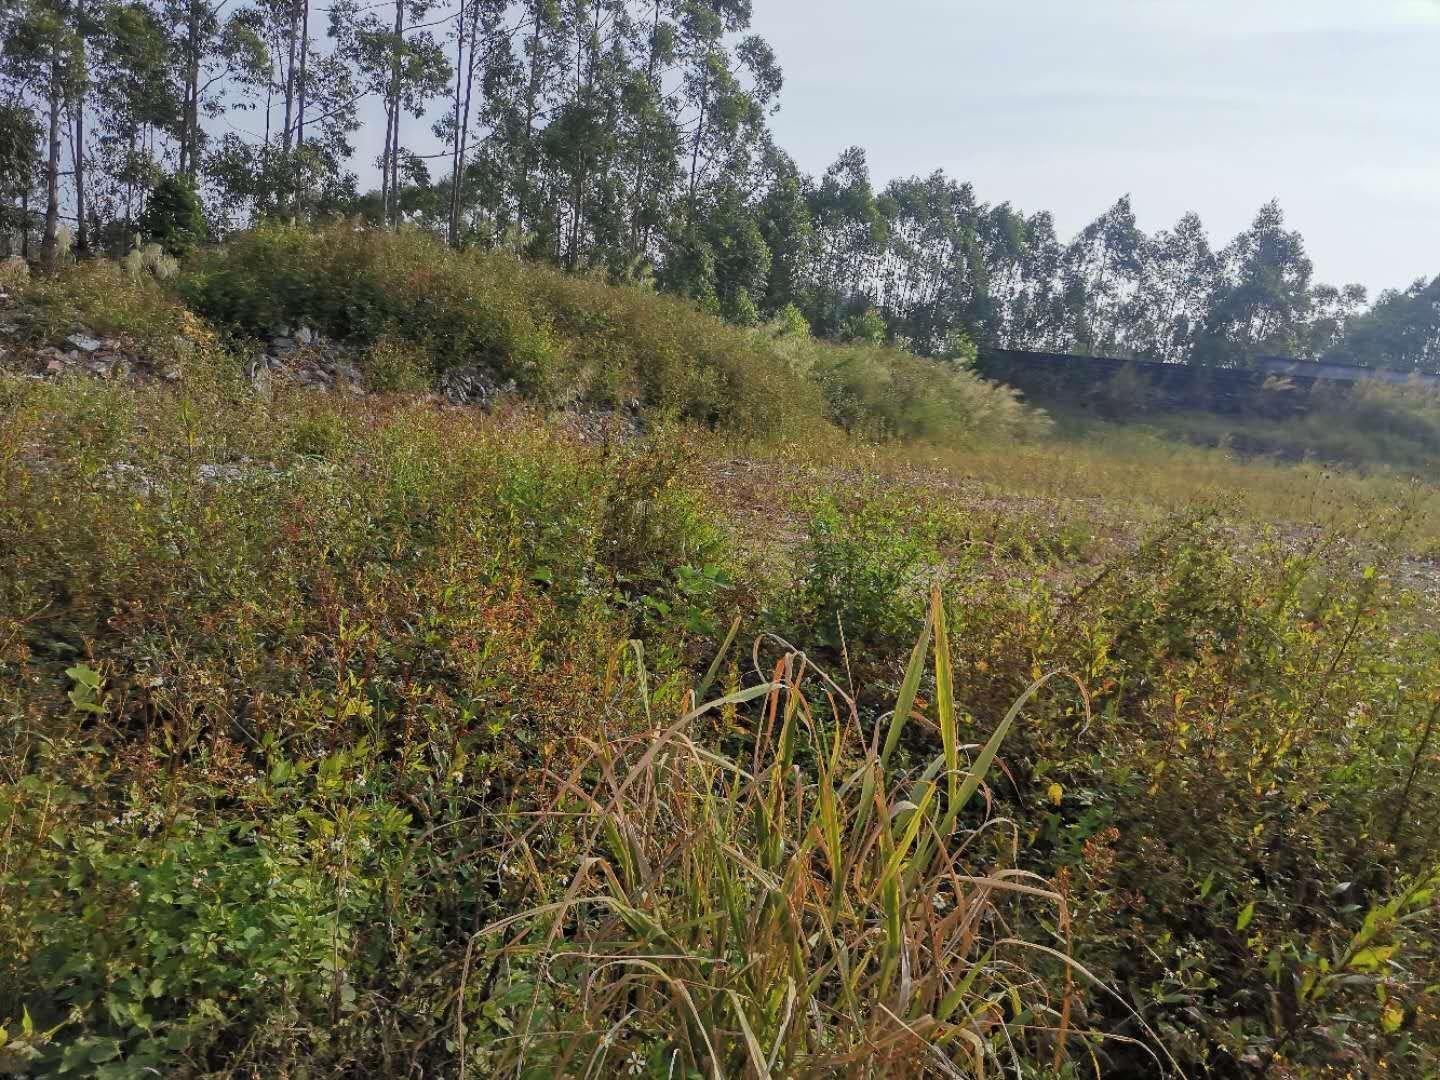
1350,946 -> 1397,972
88,1038 -> 122,1063
1236,901 -> 1255,932
66,664 -> 101,689
1199,870 -> 1216,901
1381,999 -> 1404,1034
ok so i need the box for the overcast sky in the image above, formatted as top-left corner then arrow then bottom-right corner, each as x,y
747,0 -> 1440,296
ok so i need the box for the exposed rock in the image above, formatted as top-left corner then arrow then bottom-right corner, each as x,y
66,333 -> 102,353
292,368 -> 332,389
100,461 -> 156,494
197,463 -> 249,484
438,364 -> 515,408
246,355 -> 272,396
559,407 -> 646,444
196,460 -> 280,484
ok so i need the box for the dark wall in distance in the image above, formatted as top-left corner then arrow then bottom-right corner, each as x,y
973,349 -> 1440,420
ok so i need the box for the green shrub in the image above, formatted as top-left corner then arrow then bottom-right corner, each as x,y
0,255 -> 28,287
361,333 -> 430,393
758,316 -> 1049,443
138,176 -> 208,256
177,224 -> 560,393
785,490 -> 946,648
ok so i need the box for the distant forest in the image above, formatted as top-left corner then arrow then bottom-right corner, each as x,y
3,0 -> 1438,369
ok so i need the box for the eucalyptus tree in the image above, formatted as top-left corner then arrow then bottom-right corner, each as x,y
1001,211 -> 1067,351
974,201 -> 1028,345
2,0 -> 84,267
505,0 -> 569,246
876,171 -> 985,355
1197,200 -> 1314,366
624,0 -> 682,258
535,0 -> 648,270
89,1 -> 178,231
752,143 -> 812,315
802,146 -> 886,336
677,16 -> 780,222
1128,212 -> 1220,362
1061,195 -> 1146,356
0,103 -> 40,254
157,0 -> 266,180
1328,276 -> 1440,370
331,0 -> 450,227
1301,281 -> 1367,360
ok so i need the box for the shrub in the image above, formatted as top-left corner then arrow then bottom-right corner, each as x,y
0,255 -> 28,287
120,240 -> 179,282
785,489 -> 945,648
7,271 -> 1439,1074
138,176 -> 208,256
757,316 -> 1049,443
177,224 -> 559,393
361,333 -> 431,393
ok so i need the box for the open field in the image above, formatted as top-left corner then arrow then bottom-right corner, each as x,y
2,235 -> 1439,1078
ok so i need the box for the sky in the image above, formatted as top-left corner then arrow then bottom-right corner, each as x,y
745,0 -> 1440,296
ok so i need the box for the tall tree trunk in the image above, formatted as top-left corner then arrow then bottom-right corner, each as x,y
295,0 -> 310,220
565,11 -> 585,269
42,65 -> 62,270
73,0 -> 88,254
388,88 -> 401,226
515,0 -> 545,242
125,130 -> 135,224
686,67 -> 708,220
70,108 -> 88,255
447,0 -> 465,246
297,0 -> 310,143
380,96 -> 394,223
385,0 -> 403,227
281,0 -> 298,217
631,0 -> 662,251
282,8 -> 297,155
452,0 -> 480,246
183,0 -> 201,178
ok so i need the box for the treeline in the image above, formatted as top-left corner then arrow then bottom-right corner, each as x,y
3,0 -> 1438,370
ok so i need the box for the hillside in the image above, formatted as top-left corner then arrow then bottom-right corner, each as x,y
2,233 -> 1439,1078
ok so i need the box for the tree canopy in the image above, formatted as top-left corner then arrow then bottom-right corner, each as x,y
0,0 -> 1433,368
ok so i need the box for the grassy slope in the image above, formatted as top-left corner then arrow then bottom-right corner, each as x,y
175,224 -> 1045,445
2,244 -> 1439,1077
